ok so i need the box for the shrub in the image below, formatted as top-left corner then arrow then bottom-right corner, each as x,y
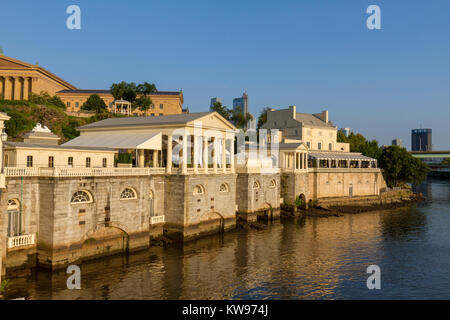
117,152 -> 133,164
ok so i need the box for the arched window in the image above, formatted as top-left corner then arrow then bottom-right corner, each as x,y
120,188 -> 137,200
71,191 -> 93,204
193,185 -> 205,195
269,179 -> 276,188
219,183 -> 229,193
7,199 -> 21,237
253,180 -> 260,189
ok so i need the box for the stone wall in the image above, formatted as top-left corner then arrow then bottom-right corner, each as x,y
308,169 -> 386,200
236,173 -> 280,221
280,172 -> 309,205
164,174 -> 237,240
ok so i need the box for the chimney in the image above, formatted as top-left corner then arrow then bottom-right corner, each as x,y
323,110 -> 328,123
289,105 -> 296,117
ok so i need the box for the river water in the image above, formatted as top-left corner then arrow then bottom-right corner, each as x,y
5,178 -> 450,300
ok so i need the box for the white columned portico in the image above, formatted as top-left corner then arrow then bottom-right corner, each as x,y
213,137 -> 218,174
166,134 -> 172,174
230,138 -> 235,173
203,136 -> 208,173
222,136 -> 227,173
182,133 -> 188,174
193,135 -> 199,174
153,149 -> 158,167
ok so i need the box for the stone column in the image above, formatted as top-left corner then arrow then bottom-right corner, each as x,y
230,138 -> 235,173
166,134 -> 172,174
153,150 -> 158,168
138,149 -> 145,168
182,133 -> 188,174
0,77 -> 4,99
193,135 -> 198,174
213,137 -> 218,174
13,77 -> 21,100
222,136 -> 226,173
23,77 -> 29,100
304,153 -> 308,169
203,136 -> 208,173
4,77 -> 12,100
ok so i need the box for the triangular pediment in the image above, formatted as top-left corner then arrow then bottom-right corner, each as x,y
188,112 -> 237,131
0,55 -> 34,69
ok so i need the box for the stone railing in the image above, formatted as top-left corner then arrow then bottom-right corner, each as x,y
7,234 -> 36,249
310,167 -> 380,173
5,167 -> 167,177
150,215 -> 165,225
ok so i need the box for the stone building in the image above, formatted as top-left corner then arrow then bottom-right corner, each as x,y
0,110 -> 387,273
262,105 -> 350,152
0,54 -> 184,117
0,55 -> 76,99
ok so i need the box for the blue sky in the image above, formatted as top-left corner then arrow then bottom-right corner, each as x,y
1,0 -> 449,149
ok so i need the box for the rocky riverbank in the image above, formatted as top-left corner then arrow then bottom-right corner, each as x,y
281,189 -> 425,218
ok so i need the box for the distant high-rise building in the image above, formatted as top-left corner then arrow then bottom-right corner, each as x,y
233,91 -> 248,115
392,138 -> 403,147
210,97 -> 221,111
340,128 -> 351,137
411,129 -> 432,151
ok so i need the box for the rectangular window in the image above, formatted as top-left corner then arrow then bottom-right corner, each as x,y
318,143 -> 322,150
68,157 -> 73,167
75,102 -> 79,108
151,113 -> 155,117
151,104 -> 155,109
159,113 -> 163,116
159,104 -> 164,109
4,154 -> 8,167
66,102 -> 71,108
48,156 -> 54,168
27,155 -> 33,167
102,158 -> 107,168
86,157 -> 91,168
329,143 -> 332,151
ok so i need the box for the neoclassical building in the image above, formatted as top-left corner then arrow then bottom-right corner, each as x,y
0,54 -> 185,117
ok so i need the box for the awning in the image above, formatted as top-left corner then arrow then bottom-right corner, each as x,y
308,151 -> 375,161
62,132 -> 162,150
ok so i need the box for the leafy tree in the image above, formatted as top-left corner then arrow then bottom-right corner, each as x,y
136,82 -> 157,95
28,92 -> 66,109
379,145 -> 429,187
4,110 -> 34,137
442,158 -> 450,165
110,82 -> 137,102
211,101 -> 231,121
231,105 -> 253,129
81,94 -> 108,113
132,96 -> 152,112
338,131 -> 382,160
62,120 -> 81,140
257,107 -> 271,130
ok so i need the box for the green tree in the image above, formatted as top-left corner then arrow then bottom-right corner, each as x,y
338,131 -> 382,160
231,105 -> 253,129
211,101 -> 231,121
442,158 -> 450,165
257,107 -> 271,130
81,94 -> 108,113
379,145 -> 429,187
110,82 -> 137,102
132,96 -> 152,112
136,82 -> 157,95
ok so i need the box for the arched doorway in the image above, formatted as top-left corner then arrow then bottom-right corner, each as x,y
7,199 -> 21,237
149,190 -> 155,217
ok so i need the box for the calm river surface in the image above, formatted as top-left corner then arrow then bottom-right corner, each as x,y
6,178 -> 450,300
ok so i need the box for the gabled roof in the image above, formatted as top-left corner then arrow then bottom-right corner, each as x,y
62,132 -> 162,150
0,55 -> 77,90
295,113 -> 334,128
78,112 -> 237,131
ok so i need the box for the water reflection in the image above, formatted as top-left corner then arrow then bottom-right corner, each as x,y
6,179 -> 450,300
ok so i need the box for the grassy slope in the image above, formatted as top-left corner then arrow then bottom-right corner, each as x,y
0,100 -> 122,143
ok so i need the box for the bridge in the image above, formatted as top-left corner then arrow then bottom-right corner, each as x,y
411,151 -> 450,177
